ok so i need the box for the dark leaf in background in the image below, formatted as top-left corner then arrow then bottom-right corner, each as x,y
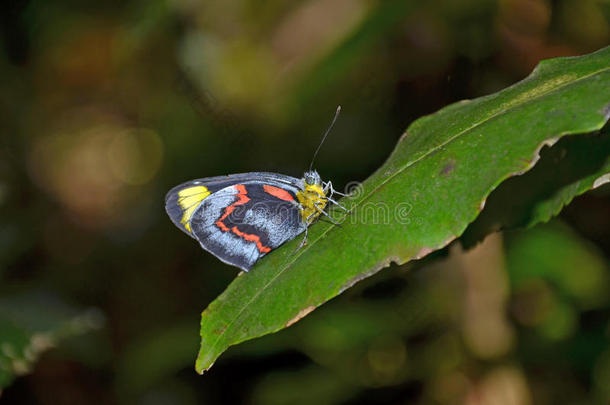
0,291 -> 103,391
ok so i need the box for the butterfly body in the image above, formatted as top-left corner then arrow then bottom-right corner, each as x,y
165,170 -> 333,271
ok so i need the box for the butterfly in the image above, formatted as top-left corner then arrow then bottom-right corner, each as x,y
165,107 -> 348,271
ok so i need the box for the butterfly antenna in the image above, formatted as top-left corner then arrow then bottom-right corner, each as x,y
309,106 -> 341,171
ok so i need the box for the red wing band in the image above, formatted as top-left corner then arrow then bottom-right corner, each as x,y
262,185 -> 295,202
215,184 -> 272,254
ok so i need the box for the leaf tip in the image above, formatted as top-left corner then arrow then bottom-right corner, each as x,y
195,356 -> 215,375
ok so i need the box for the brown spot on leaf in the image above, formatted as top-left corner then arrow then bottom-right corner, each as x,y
513,137 -> 557,176
413,236 -> 457,260
414,246 -> 434,260
286,306 -> 316,327
602,101 -> 610,120
440,161 -> 455,176
397,131 -> 410,143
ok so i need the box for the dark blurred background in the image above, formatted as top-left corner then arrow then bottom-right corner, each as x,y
1,0 -> 610,404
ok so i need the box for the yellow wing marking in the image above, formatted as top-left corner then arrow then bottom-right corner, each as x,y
296,183 -> 327,224
178,186 -> 211,232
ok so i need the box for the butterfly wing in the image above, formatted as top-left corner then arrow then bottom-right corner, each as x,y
165,174 -> 306,271
165,172 -> 302,236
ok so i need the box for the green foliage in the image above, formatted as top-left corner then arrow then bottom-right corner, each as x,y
463,129 -> 610,246
196,47 -> 610,373
0,292 -> 103,391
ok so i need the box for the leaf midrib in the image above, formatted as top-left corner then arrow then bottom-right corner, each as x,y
201,64 -> 610,367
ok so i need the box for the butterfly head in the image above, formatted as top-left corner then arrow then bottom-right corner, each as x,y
303,170 -> 321,186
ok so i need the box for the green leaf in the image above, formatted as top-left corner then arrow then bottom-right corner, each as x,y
461,129 -> 610,247
196,46 -> 610,373
0,291 -> 103,391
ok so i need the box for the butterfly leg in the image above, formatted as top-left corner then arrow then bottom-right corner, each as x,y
325,196 -> 350,212
312,203 -> 342,226
291,201 -> 309,251
323,182 -> 350,213
326,181 -> 350,197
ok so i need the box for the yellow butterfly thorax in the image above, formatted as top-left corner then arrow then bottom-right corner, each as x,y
296,183 -> 327,224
